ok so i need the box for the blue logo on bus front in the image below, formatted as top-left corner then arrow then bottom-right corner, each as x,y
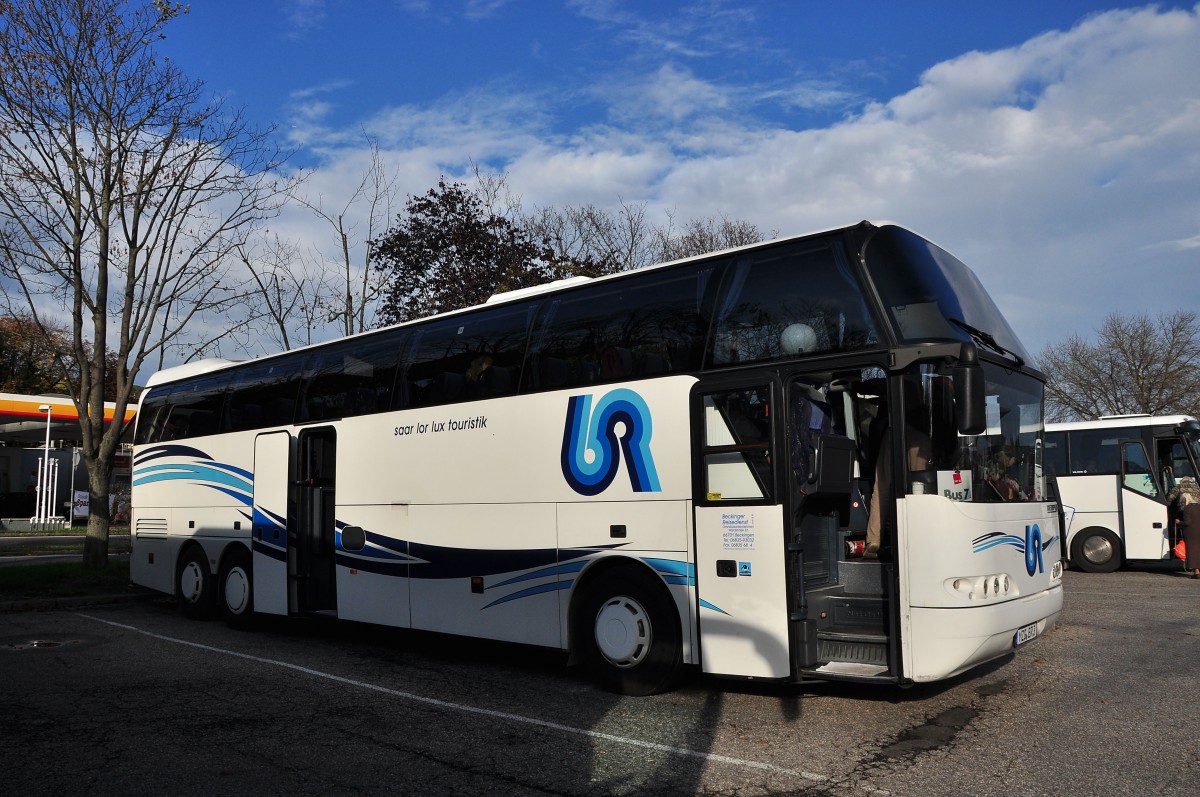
971,523 -> 1054,576
1023,523 -> 1044,576
561,388 -> 661,496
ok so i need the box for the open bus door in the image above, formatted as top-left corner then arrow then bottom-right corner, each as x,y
251,428 -> 339,616
295,427 -> 338,614
691,374 -> 895,682
691,377 -> 793,679
252,430 -> 291,615
783,376 -> 892,681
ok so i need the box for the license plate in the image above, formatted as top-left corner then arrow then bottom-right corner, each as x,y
1014,622 -> 1039,647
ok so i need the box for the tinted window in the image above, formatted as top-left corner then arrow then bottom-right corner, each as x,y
404,304 -> 533,407
1067,428 -> 1129,474
1044,431 -> 1067,479
300,332 -> 404,421
169,371 -> 232,438
134,386 -> 175,445
529,264 -> 714,390
1160,438 -> 1197,481
711,240 -> 876,366
227,354 -> 305,431
864,226 -> 1032,364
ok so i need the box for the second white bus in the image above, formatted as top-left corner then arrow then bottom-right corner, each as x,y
1046,414 -> 1200,571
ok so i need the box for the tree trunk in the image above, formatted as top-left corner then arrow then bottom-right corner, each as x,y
82,461 -> 112,567
83,512 -> 109,566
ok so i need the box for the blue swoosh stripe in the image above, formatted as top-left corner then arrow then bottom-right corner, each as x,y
133,463 -> 252,493
489,560 -> 587,589
483,580 -> 571,609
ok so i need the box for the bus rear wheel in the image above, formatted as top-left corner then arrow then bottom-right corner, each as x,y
176,545 -> 216,620
1071,527 -> 1122,573
577,567 -> 682,696
219,546 -> 255,628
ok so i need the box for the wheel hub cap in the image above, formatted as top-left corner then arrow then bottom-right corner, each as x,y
224,567 -> 249,614
594,596 -> 651,668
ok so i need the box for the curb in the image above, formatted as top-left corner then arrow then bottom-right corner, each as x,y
0,589 -> 158,614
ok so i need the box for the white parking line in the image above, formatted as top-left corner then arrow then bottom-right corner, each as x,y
78,612 -> 827,785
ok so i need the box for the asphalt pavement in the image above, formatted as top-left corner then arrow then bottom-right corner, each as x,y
1,563 -> 1197,796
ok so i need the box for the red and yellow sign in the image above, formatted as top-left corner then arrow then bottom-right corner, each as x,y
0,392 -> 136,424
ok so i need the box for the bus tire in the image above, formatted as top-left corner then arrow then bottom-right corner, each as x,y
577,567 -> 682,696
219,546 -> 255,628
176,545 -> 216,620
1071,527 -> 1122,573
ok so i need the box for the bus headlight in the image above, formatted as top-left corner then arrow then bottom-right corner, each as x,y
947,573 -> 1017,601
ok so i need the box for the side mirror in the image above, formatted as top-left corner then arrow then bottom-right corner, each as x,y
953,343 -> 986,435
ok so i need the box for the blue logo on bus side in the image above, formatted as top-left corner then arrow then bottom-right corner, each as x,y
561,388 -> 661,496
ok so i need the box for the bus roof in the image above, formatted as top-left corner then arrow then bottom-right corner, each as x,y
143,358 -> 242,388
1047,414 -> 1199,432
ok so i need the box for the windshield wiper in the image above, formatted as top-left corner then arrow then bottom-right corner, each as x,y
948,317 -> 1025,367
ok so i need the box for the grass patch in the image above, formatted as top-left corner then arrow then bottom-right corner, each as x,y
0,559 -> 135,600
0,538 -> 132,556
0,526 -> 131,537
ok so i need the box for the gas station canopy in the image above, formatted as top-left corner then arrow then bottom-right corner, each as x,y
0,392 -> 137,446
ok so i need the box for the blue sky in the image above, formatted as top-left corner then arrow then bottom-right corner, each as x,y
155,1 -> 1200,358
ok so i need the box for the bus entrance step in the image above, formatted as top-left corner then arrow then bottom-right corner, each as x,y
838,560 -> 885,596
817,630 -> 888,666
810,661 -> 889,677
824,596 -> 886,634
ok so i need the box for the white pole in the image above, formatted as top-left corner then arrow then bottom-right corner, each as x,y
39,403 -> 52,526
49,458 -> 60,522
32,458 -> 45,525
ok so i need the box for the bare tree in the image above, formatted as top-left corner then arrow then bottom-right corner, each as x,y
0,0 -> 290,564
236,235 -> 328,351
470,160 -> 525,223
655,211 -> 769,262
289,134 -> 398,337
525,200 -> 655,274
1040,311 -> 1200,421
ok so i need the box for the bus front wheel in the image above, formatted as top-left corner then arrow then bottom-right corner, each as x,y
219,546 -> 255,628
176,545 -> 216,620
577,567 -> 682,696
1071,527 -> 1122,573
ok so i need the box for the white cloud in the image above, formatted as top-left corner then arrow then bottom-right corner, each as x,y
568,0 -> 758,59
464,0 -> 516,21
281,0 -> 327,40
598,64 -> 731,126
284,3 -> 1200,358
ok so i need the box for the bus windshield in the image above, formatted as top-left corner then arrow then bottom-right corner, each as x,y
863,226 -> 1032,365
902,362 -> 1045,503
1183,426 -> 1200,469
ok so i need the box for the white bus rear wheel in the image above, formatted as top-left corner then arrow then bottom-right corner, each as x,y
176,546 -> 215,620
220,546 -> 255,627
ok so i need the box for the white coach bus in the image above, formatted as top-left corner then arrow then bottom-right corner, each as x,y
131,221 -> 1063,694
1045,414 -> 1200,572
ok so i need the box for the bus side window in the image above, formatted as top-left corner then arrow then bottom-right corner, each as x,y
1160,439 -> 1197,484
1121,441 -> 1158,497
701,387 -> 773,502
1068,428 -> 1126,474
